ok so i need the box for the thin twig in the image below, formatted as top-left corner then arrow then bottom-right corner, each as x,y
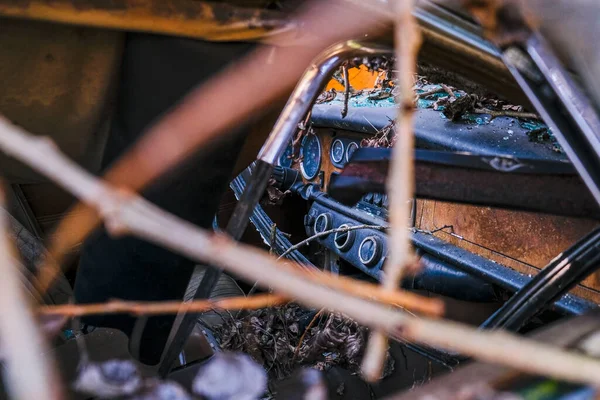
473,107 -> 540,120
4,118 -> 600,386
277,224 -> 385,259
269,223 -> 277,256
362,0 -> 423,382
0,188 -> 63,400
253,229 -> 439,316
300,266 -> 442,317
416,86 -> 446,99
38,294 -> 287,318
441,84 -> 456,100
342,64 -> 351,118
292,308 -> 324,363
262,227 -> 438,315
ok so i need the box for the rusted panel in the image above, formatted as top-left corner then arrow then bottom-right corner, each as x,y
0,19 -> 123,183
417,200 -> 600,303
0,0 -> 293,43
420,201 -> 599,269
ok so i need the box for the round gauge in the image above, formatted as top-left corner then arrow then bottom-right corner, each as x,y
300,134 -> 322,180
330,139 -> 345,164
278,143 -> 294,168
345,142 -> 359,162
359,236 -> 383,267
313,213 -> 332,235
334,224 -> 355,251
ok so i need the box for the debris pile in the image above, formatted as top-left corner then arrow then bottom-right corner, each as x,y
351,75 -> 563,153
214,304 -> 394,381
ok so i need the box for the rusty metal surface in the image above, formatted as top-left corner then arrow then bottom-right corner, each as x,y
418,200 -> 600,303
419,202 -> 599,270
0,19 -> 123,183
0,0 -> 293,43
329,148 -> 600,301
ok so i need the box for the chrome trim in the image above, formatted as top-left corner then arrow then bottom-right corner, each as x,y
345,142 -> 359,163
300,133 -> 322,180
258,41 -> 393,165
330,138 -> 345,164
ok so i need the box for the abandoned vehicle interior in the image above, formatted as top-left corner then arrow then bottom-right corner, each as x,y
1,0 -> 600,399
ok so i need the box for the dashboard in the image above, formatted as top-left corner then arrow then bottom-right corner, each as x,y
272,100 -> 600,306
277,127 -> 391,278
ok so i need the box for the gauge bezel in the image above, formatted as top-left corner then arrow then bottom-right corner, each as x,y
313,213 -> 332,235
345,142 -> 359,163
330,139 -> 345,164
278,142 -> 294,168
358,236 -> 381,267
334,223 -> 355,251
300,134 -> 322,180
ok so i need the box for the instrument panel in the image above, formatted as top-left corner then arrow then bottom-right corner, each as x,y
278,129 -> 363,190
276,126 -> 600,305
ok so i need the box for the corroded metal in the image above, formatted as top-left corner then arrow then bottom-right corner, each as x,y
0,0 -> 293,43
0,18 -> 123,184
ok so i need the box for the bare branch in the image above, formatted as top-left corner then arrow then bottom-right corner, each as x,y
342,64 -> 351,118
473,107 -> 540,120
0,187 -> 63,400
416,86 -> 447,99
362,0 -> 423,381
2,117 -> 600,386
39,294 -> 287,318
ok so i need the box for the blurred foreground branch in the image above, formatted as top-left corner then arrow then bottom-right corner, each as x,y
362,0 -> 422,381
2,117 -> 600,387
0,191 -> 62,400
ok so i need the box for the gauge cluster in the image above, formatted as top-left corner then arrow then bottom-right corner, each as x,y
277,131 -> 362,184
278,142 -> 294,168
330,137 -> 361,168
305,200 -> 387,279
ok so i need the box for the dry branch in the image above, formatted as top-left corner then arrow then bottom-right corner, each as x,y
278,228 -> 441,317
362,0 -> 423,382
0,189 -> 63,400
3,117 -> 600,387
298,265 -> 442,317
39,294 -> 287,318
473,107 -> 540,120
342,64 -> 351,118
36,0 -> 390,297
